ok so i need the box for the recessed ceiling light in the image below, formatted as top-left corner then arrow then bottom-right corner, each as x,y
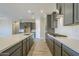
40,10 -> 43,13
27,10 -> 32,13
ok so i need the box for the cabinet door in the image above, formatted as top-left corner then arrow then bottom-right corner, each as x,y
56,3 -> 64,15
64,3 -> 73,25
1,42 -> 22,56
54,40 -> 61,56
47,15 -> 51,31
51,12 -> 54,28
61,3 -> 65,15
62,44 -> 79,56
77,4 -> 79,22
74,3 -> 79,23
51,12 -> 58,28
23,39 -> 27,56
26,38 -> 29,55
56,3 -> 61,11
62,51 -> 69,56
50,39 -> 54,55
29,36 -> 33,49
54,44 -> 61,56
11,47 -> 22,56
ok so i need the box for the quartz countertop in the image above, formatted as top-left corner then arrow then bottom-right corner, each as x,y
0,33 -> 33,53
47,34 -> 79,53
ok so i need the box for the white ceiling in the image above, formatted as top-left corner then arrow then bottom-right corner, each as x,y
0,3 -> 56,21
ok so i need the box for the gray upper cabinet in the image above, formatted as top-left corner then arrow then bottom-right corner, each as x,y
56,3 -> 63,14
51,14 -> 54,28
51,12 -> 57,28
56,3 -> 73,26
46,15 -> 51,32
64,3 -> 74,25
74,3 -> 79,23
60,3 -> 79,25
61,3 -> 65,15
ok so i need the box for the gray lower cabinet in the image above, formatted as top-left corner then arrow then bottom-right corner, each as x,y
26,36 -> 34,55
54,40 -> 61,56
49,39 -> 54,55
0,42 -> 23,56
54,45 -> 61,56
62,50 -> 69,56
45,34 -> 55,55
62,44 -> 79,56
29,36 -> 34,50
0,35 -> 34,56
23,39 -> 27,56
46,33 -> 79,56
48,39 -> 53,55
11,47 -> 22,56
26,37 -> 30,55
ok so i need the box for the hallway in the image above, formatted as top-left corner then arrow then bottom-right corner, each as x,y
28,39 -> 52,56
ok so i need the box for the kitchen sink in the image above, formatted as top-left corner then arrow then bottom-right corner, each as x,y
49,33 -> 67,37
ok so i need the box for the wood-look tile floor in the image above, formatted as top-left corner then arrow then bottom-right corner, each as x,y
27,39 -> 52,56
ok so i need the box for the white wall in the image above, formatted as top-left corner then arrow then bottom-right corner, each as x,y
36,17 -> 40,39
40,15 -> 46,39
0,17 -> 12,37
35,15 -> 46,39
55,16 -> 79,40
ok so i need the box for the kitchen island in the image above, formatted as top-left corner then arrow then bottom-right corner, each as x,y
46,33 -> 79,56
0,33 -> 34,56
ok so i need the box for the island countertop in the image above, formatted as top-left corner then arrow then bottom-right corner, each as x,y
0,33 -> 33,53
47,33 -> 79,54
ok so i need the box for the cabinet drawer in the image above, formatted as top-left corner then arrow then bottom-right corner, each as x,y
2,41 -> 22,56
62,44 -> 79,56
